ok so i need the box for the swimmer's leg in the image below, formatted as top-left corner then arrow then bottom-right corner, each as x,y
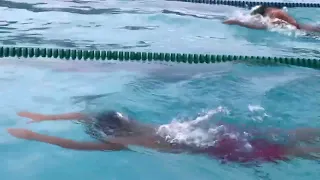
298,24 -> 320,32
256,127 -> 320,145
7,128 -> 126,151
286,146 -> 320,160
17,111 -> 87,123
288,128 -> 320,144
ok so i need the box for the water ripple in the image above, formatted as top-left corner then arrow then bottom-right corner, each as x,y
0,0 -> 318,57
0,0 -> 153,15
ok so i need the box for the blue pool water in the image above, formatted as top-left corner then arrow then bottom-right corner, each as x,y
1,0 -> 320,179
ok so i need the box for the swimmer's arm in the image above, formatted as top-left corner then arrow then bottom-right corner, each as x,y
17,111 -> 88,123
8,128 -> 127,151
223,19 -> 267,29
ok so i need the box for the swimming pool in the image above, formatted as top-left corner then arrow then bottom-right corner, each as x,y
1,0 -> 320,179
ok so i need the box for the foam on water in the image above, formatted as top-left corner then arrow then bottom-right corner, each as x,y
248,104 -> 269,122
156,106 -> 252,149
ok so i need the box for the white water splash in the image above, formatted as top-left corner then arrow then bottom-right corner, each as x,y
248,104 -> 265,112
248,104 -> 270,122
156,106 -> 249,148
189,106 -> 229,126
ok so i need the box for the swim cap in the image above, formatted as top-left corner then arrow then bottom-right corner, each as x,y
250,5 -> 268,16
95,111 -> 131,136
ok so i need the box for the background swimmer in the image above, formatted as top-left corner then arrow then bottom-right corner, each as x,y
7,109 -> 320,164
223,5 -> 320,33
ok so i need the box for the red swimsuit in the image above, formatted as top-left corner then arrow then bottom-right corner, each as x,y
202,135 -> 288,163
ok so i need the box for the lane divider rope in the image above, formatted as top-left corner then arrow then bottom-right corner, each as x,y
0,46 -> 319,69
166,0 -> 320,8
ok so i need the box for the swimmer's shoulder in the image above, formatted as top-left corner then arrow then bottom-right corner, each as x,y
266,8 -> 286,18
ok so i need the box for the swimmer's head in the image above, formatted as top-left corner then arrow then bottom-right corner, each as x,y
250,5 -> 268,16
96,111 -> 134,136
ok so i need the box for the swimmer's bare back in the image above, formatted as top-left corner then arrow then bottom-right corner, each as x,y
265,8 -> 299,28
8,111 -> 176,152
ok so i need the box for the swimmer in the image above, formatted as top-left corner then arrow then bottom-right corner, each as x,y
7,110 -> 320,163
223,5 -> 320,33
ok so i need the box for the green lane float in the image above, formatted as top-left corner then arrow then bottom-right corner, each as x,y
166,0 -> 320,8
0,46 -> 319,69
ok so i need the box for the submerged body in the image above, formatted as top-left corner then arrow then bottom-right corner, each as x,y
8,110 -> 320,164
85,111 -> 291,162
223,5 -> 320,33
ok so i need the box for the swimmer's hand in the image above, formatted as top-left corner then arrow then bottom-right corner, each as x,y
7,128 -> 36,140
17,111 -> 47,123
223,19 -> 239,25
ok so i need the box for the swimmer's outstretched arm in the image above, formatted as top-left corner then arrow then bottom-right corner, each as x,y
7,128 -> 173,152
7,128 -> 126,151
223,19 -> 267,30
17,111 -> 88,123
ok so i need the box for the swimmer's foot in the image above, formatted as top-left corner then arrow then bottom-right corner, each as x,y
7,128 -> 36,140
17,111 -> 47,123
